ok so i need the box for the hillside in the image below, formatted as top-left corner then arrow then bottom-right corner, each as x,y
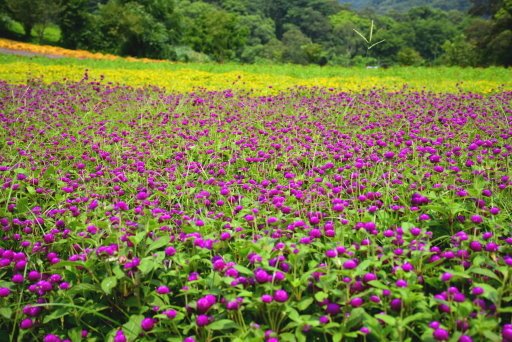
339,0 -> 472,13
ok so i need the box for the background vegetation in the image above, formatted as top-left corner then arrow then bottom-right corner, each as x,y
0,0 -> 510,67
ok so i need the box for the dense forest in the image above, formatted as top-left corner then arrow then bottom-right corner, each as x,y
339,0 -> 472,13
0,0 -> 510,66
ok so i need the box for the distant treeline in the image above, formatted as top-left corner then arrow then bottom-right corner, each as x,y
0,0 -> 510,66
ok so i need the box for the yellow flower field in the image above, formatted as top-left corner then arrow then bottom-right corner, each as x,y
0,38 -> 510,94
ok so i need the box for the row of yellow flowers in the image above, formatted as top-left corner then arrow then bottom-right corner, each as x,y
0,61 -> 505,95
0,38 -> 510,94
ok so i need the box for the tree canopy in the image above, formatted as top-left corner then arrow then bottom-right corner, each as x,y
0,0 -> 510,66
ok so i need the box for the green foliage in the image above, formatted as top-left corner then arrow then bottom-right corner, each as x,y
4,0 -> 63,40
179,1 -> 248,62
0,0 -> 509,66
397,47 -> 424,66
440,34 -> 478,67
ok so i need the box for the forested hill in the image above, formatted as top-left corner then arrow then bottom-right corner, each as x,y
0,0 -> 510,67
339,0 -> 471,13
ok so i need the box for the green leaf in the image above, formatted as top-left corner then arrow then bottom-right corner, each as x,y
375,314 -> 396,326
101,276 -> 117,295
138,257 -> 155,275
482,330 -> 501,341
314,291 -> 328,302
43,306 -> 70,323
470,268 -> 501,282
402,312 -> 429,325
368,280 -> 389,290
146,237 -> 170,254
68,327 -> 83,342
332,331 -> 343,342
207,319 -> 237,330
297,297 -> 313,311
279,332 -> 296,341
0,307 -> 12,319
234,264 -> 253,275
123,314 -> 143,340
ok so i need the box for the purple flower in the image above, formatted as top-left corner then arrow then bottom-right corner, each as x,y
141,317 -> 155,331
0,287 -> 11,297
471,287 -> 484,295
156,286 -> 170,294
261,294 -> 273,303
19,318 -> 33,329
273,289 -> 289,302
440,272 -> 452,282
325,303 -> 340,315
350,297 -> 363,307
196,314 -> 210,327
342,259 -> 358,269
164,309 -> 177,319
432,328 -> 450,341
470,215 -> 483,224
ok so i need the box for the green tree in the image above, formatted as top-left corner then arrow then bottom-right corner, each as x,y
179,1 -> 248,62
397,47 -> 424,65
440,34 -> 478,66
5,0 -> 62,39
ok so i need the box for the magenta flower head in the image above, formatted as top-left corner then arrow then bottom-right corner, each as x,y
471,286 -> 484,295
325,303 -> 341,315
440,272 -> 452,282
196,314 -> 210,327
113,330 -> 127,342
19,318 -> 33,329
0,287 -> 11,297
390,298 -> 402,311
156,285 -> 170,294
433,328 -> 450,341
164,309 -> 177,319
502,324 -> 512,341
470,215 -> 483,224
164,246 -> 176,256
343,259 -> 358,269
141,317 -> 156,331
261,294 -> 273,303
459,335 -> 473,342
273,289 -> 289,302
350,297 -> 364,307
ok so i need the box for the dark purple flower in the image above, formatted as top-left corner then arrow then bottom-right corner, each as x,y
433,328 -> 450,341
141,317 -> 156,331
273,289 -> 289,302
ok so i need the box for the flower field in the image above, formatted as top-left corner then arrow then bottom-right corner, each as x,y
0,70 -> 511,342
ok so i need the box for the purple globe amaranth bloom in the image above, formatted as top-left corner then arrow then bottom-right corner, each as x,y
390,298 -> 402,311
261,294 -> 273,303
350,297 -> 364,307
433,328 -> 450,341
156,286 -> 170,294
163,309 -> 177,319
141,317 -> 156,331
471,286 -> 484,295
325,303 -> 341,315
0,287 -> 11,297
196,314 -> 210,327
440,272 -> 452,282
396,279 -> 408,288
502,324 -> 512,341
19,318 -> 33,329
273,289 -> 289,302
114,330 -> 127,342
342,259 -> 358,269
470,215 -> 483,224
